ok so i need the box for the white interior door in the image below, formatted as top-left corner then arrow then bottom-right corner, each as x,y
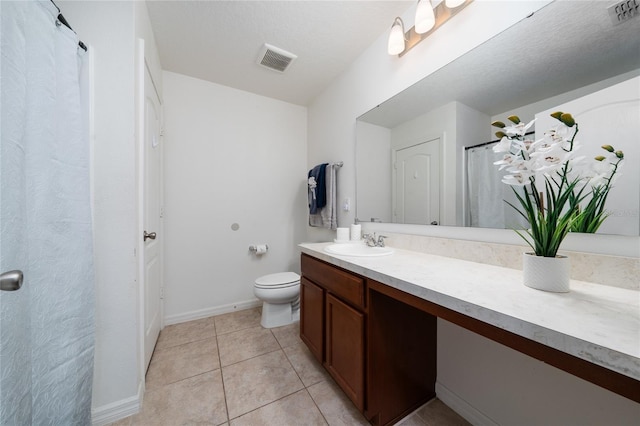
142,63 -> 162,372
394,139 -> 440,225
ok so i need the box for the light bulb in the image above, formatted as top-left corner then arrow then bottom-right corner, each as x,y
415,0 -> 435,34
387,17 -> 405,55
445,0 -> 466,8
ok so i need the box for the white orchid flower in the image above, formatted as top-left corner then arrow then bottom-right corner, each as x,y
588,173 -> 608,189
530,136 -> 557,153
512,138 -> 535,154
492,111 -> 625,252
492,136 -> 512,153
504,119 -> 535,137
502,171 -> 533,186
530,143 -> 572,173
493,153 -> 518,170
506,155 -> 536,172
586,154 -> 623,188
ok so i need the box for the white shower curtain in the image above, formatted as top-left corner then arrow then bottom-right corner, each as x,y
1,1 -> 94,424
466,144 -> 506,229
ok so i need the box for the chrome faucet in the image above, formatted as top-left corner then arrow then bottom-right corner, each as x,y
363,233 -> 387,247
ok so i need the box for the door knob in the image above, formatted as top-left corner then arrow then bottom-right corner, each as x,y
144,231 -> 157,241
1,270 -> 24,291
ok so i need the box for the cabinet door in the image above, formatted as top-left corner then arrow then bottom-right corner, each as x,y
300,277 -> 324,363
325,293 -> 365,411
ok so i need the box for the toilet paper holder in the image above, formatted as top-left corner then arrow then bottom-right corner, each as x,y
249,244 -> 269,253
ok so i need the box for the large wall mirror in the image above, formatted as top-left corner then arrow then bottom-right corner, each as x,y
356,0 -> 640,236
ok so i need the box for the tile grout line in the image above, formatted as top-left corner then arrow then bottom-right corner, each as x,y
222,325 -> 324,423
214,321 -> 233,426
280,337 -> 331,425
222,332 -> 304,422
145,311 -> 345,426
155,334 -> 214,351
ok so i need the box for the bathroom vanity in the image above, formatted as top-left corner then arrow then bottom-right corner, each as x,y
299,242 -> 640,425
300,253 -> 436,425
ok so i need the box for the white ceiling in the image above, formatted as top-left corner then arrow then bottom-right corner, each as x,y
146,0 -> 413,106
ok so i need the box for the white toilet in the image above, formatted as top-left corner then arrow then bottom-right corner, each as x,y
253,272 -> 300,328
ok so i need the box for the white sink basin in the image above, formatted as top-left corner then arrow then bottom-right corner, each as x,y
324,243 -> 394,257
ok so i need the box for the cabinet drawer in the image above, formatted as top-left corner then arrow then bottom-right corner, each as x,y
301,254 -> 365,309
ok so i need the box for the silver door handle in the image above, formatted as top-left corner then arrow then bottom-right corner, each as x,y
1,270 -> 24,291
144,231 -> 157,241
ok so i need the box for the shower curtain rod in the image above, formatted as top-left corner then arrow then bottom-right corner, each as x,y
50,0 -> 87,52
464,131 -> 534,150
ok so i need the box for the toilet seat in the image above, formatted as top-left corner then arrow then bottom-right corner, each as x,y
254,272 -> 300,289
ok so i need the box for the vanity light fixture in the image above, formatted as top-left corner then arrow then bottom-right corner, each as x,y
388,0 -> 473,57
387,17 -> 406,56
415,0 -> 436,34
445,0 -> 467,8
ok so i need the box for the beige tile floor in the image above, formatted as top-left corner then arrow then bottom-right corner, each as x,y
110,307 -> 469,426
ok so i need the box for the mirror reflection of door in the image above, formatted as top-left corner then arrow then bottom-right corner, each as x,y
394,138 -> 440,225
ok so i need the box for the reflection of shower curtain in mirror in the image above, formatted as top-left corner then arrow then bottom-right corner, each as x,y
467,144 -> 505,228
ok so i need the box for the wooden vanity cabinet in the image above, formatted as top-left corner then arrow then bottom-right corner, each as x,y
300,254 -> 366,411
300,254 -> 437,425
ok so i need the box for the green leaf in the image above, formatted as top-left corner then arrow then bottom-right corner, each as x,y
560,113 -> 575,127
550,111 -> 563,121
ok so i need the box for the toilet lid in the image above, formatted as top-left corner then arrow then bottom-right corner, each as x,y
255,272 -> 300,287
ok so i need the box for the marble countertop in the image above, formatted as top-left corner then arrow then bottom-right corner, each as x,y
299,242 -> 640,381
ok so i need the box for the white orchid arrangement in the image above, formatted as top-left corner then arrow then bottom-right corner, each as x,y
491,112 -> 624,257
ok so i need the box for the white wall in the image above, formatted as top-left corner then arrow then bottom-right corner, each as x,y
59,0 -> 138,411
162,71 -> 307,323
134,1 -> 163,99
307,0 -> 640,423
355,122 -> 392,222
58,1 -> 163,421
438,320 -> 640,425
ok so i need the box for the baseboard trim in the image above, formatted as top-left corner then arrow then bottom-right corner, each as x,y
91,381 -> 143,426
164,299 -> 262,326
436,381 -> 498,426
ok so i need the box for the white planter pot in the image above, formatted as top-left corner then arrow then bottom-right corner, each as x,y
522,253 -> 570,293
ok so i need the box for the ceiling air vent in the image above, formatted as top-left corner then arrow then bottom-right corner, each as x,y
257,43 -> 297,73
608,0 -> 639,25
